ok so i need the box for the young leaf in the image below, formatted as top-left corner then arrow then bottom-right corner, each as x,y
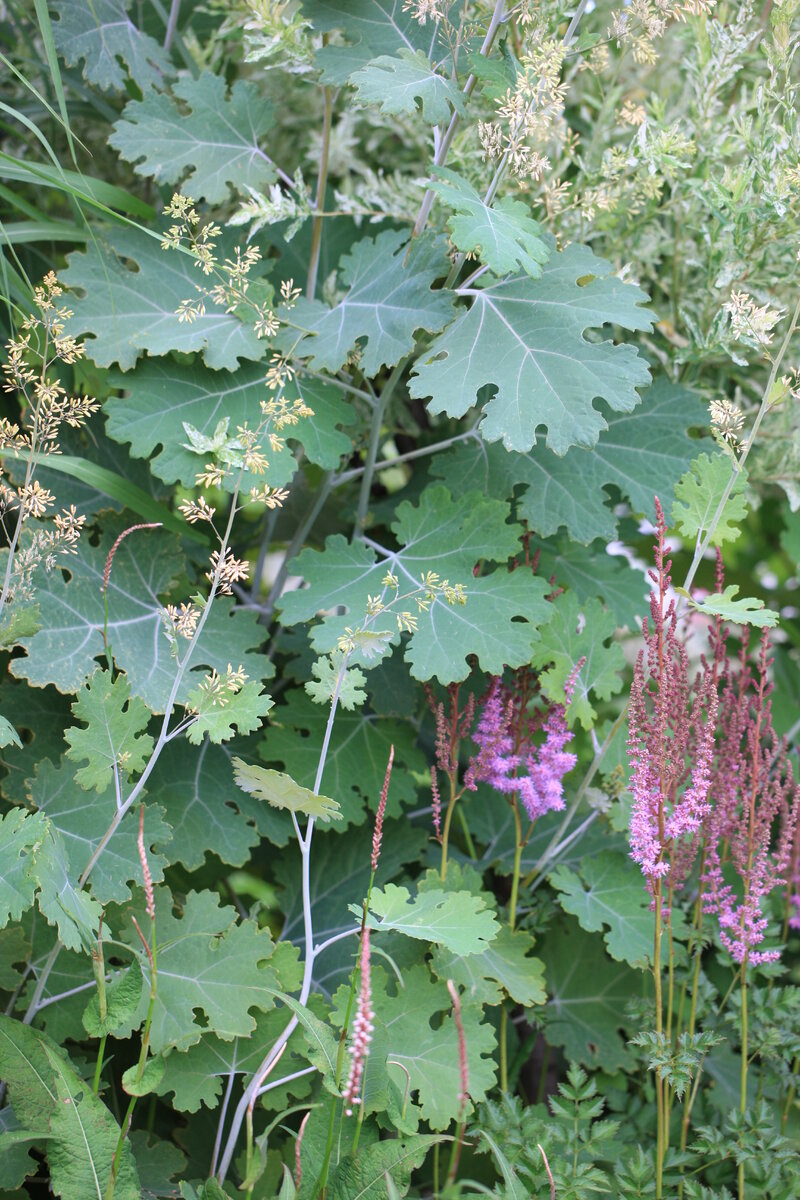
0,1014 -> 140,1199
305,653 -> 368,710
430,166 -> 550,277
410,240 -> 653,455
0,809 -> 47,928
122,1055 -> 166,1097
185,680 -> 274,745
530,592 -> 626,729
51,0 -> 175,93
350,49 -> 466,124
684,585 -> 780,629
82,959 -> 145,1039
0,714 -> 21,748
304,0 -> 457,80
232,758 -> 342,823
110,73 -> 276,204
359,881 -> 499,954
281,230 -> 455,375
672,452 -> 748,546
64,670 -> 154,793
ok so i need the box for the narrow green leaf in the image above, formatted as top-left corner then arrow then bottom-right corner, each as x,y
232,758 -> 342,823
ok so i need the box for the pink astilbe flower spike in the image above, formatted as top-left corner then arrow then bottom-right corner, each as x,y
342,928 -> 374,1116
371,746 -> 393,872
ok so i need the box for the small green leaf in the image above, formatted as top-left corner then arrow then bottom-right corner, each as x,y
305,653 -> 367,710
430,167 -> 550,277
82,960 -> 145,1039
672,452 -> 748,546
185,680 -> 273,745
51,0 -> 175,93
359,882 -> 498,955
683,585 -> 779,628
0,715 -> 21,749
122,1054 -> 166,1097
0,810 -> 48,928
232,759 -> 342,823
64,671 -> 155,793
530,592 -> 626,730
350,49 -> 466,124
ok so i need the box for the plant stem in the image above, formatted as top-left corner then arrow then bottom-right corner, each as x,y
738,955 -> 749,1200
439,770 -> 459,882
654,880 -> 664,1200
353,360 -> 405,539
306,83 -> 333,300
262,470 -> 335,620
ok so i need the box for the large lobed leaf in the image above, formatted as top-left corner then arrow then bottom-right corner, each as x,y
410,240 -> 653,455
278,485 -> 552,683
302,0 -> 461,81
350,49 -> 466,124
110,73 -> 276,204
51,0 -> 174,93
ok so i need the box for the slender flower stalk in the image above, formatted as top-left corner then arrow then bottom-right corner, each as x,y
445,978 -> 469,1187
341,929 -> 374,1116
137,806 -> 155,920
371,745 -> 394,872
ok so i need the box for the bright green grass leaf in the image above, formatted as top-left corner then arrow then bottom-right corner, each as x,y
329,1135 -> 441,1200
51,0 -> 175,93
377,964 -> 497,1129
359,881 -> 498,954
672,452 -> 748,546
61,227 -> 265,370
538,917 -> 639,1072
410,240 -> 653,455
185,680 -> 273,745
685,585 -> 780,628
305,653 -> 367,710
278,485 -> 551,682
64,671 -> 154,792
121,888 -> 283,1053
232,758 -> 342,822
550,851 -> 683,968
432,925 -> 546,1007
530,592 -> 626,729
260,689 -> 422,829
109,73 -> 276,204
0,153 -> 155,219
105,362 -> 353,487
430,166 -> 550,277
0,1015 -> 140,1199
281,230 -> 455,375
433,380 -> 708,544
28,759 -> 171,905
0,810 -> 47,928
350,49 -> 465,123
10,516 -> 273,710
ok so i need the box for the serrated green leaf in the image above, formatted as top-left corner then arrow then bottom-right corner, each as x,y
350,49 -> 465,124
433,379 -> 708,544
329,1135 -> 440,1199
305,653 -> 367,710
430,166 -> 549,277
530,536 -> 646,630
82,959 -> 145,1039
33,828 -> 103,951
51,0 -> 175,93
304,0 -> 458,80
105,362 -> 354,488
0,810 -> 47,929
232,758 -> 342,822
0,1015 -> 140,1199
61,227 -> 265,371
11,516 -> 273,710
64,671 -> 154,792
530,592 -> 625,729
278,485 -> 551,683
431,925 -> 546,1007
410,240 -> 653,455
550,851 -> 682,968
378,964 -> 496,1129
281,230 -> 455,374
539,918 -> 639,1072
360,882 -> 498,954
685,585 -> 779,628
185,680 -> 273,745
110,73 -> 275,204
672,452 -> 748,546
0,604 -> 42,648
120,888 -> 283,1053
28,759 -> 171,905
0,716 -> 21,748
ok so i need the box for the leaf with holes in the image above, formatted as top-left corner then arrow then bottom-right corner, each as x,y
530,592 -> 626,730
61,227 -> 265,371
64,671 -> 154,793
109,73 -> 276,204
350,49 -> 465,124
51,0 -> 175,93
281,230 -> 455,375
431,925 -> 546,1007
430,167 -> 550,278
410,240 -> 653,454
